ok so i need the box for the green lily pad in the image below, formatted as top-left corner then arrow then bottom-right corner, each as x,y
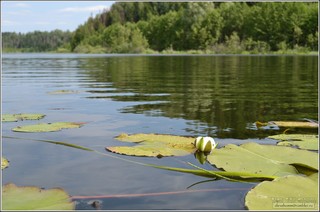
268,134 -> 318,150
47,90 -> 79,95
2,113 -> 45,122
12,122 -> 84,132
2,157 -> 9,170
245,174 -> 318,210
256,121 -> 318,129
106,133 -> 195,157
307,172 -> 318,182
2,183 -> 75,210
207,142 -> 318,177
272,121 -> 319,129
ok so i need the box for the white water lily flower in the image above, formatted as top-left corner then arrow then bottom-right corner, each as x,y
194,136 -> 217,153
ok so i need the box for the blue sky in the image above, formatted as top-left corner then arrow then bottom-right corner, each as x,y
1,1 -> 115,33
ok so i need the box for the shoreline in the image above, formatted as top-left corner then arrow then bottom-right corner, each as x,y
2,50 -> 319,56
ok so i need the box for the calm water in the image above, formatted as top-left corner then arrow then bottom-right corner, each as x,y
2,53 -> 318,210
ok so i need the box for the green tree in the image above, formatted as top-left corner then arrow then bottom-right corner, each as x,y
101,23 -> 148,53
174,2 -> 215,50
199,9 -> 223,49
142,11 -> 179,51
219,3 -> 249,42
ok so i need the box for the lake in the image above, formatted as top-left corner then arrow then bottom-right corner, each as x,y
2,53 -> 318,210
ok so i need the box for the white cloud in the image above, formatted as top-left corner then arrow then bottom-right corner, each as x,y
2,20 -> 20,26
34,21 -> 51,25
14,3 -> 30,8
59,5 -> 108,13
6,10 -> 31,15
57,21 -> 68,25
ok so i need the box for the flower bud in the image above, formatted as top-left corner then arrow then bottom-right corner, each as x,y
194,136 -> 217,153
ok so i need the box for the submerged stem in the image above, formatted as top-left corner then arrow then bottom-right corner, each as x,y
71,187 -> 249,200
3,135 -> 94,151
148,164 -> 276,181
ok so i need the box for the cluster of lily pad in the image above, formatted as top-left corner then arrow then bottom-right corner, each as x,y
2,113 -> 84,210
2,113 -> 84,132
103,120 -> 318,210
107,133 -> 318,210
2,116 -> 318,210
2,90 -> 84,210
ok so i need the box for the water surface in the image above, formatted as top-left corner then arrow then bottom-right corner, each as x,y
2,53 -> 318,210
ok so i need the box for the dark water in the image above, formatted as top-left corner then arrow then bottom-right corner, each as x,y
2,54 -> 318,210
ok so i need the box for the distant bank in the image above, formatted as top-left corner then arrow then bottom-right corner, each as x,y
2,2 -> 318,55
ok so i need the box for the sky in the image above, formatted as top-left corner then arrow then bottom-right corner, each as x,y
1,1 -> 115,33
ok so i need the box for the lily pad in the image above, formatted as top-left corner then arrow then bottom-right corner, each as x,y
268,134 -> 318,150
12,122 -> 84,132
272,121 -> 319,129
2,157 -> 9,169
47,89 -> 79,95
106,133 -> 195,157
2,183 -> 75,210
207,142 -> 318,177
256,121 -> 318,129
245,174 -> 318,210
2,113 -> 45,122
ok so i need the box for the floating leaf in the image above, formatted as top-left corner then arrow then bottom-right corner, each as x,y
245,174 -> 318,210
2,113 -> 45,122
256,121 -> 318,129
272,121 -> 318,129
268,134 -> 318,150
106,133 -> 195,157
47,90 -> 79,95
207,142 -> 318,177
307,173 -> 318,182
2,157 -> 9,170
277,141 -> 318,150
2,183 -> 75,210
115,133 -> 194,144
12,122 -> 84,132
290,163 -> 319,176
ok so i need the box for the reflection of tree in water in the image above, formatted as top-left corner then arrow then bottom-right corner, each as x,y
83,56 -> 318,138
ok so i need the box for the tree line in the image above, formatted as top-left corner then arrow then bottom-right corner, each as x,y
2,2 -> 318,54
2,30 -> 72,52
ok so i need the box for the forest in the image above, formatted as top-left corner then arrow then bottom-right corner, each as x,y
2,2 -> 318,54
2,30 -> 72,52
